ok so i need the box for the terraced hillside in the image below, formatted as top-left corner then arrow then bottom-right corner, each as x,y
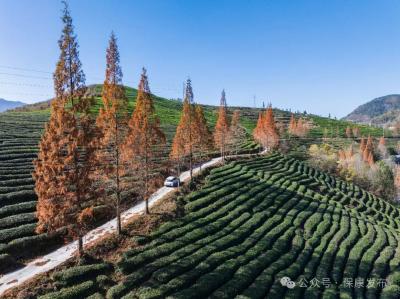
0,111 -> 65,274
30,153 -> 400,299
0,84 -> 392,277
2,83 -> 356,274
0,87 -> 260,275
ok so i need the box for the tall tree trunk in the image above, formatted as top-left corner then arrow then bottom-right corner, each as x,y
145,198 -> 149,215
75,153 -> 84,258
177,158 -> 181,189
189,152 -> 193,179
116,199 -> 121,235
189,102 -> 193,180
145,152 -> 149,215
189,137 -> 193,180
221,133 -> 225,164
116,138 -> 122,235
78,235 -> 84,257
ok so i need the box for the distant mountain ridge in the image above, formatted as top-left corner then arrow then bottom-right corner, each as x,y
0,98 -> 26,112
343,94 -> 400,125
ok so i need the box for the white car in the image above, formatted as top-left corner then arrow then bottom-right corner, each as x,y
164,176 -> 180,187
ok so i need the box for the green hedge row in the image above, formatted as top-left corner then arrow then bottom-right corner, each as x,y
0,222 -> 36,243
0,228 -> 65,259
53,263 -> 113,286
0,200 -> 36,218
38,280 -> 97,299
0,153 -> 36,161
0,184 -> 34,195
0,212 -> 36,229
0,177 -> 34,187
0,190 -> 37,208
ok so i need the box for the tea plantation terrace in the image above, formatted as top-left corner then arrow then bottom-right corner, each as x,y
30,153 -> 400,299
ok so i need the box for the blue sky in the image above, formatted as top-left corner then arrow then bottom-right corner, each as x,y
1,0 -> 400,117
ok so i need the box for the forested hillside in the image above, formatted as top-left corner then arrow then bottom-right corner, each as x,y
344,94 -> 400,126
0,99 -> 25,112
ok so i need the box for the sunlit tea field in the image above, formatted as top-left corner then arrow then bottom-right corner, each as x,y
33,153 -> 400,299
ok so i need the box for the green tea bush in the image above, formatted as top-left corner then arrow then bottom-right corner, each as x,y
0,223 -> 36,243
38,280 -> 96,299
53,263 -> 113,286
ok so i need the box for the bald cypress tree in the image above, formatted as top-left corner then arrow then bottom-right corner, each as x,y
214,90 -> 229,162
226,110 -> 247,154
360,136 -> 366,152
123,68 -> 166,214
253,111 -> 264,145
352,127 -> 360,138
170,112 -> 186,180
170,79 -> 197,179
288,113 -> 296,137
263,106 -> 279,149
253,106 -> 279,150
34,1 -> 98,256
96,32 -> 128,235
193,104 -> 213,170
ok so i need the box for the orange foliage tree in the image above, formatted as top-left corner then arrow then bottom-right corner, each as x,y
360,136 -> 366,152
193,104 -> 213,169
352,127 -> 360,138
379,136 -> 385,146
34,1 -> 98,256
338,145 -> 355,168
288,114 -> 309,137
288,113 -> 296,137
253,111 -> 264,144
362,135 -> 374,163
123,68 -> 166,214
253,106 -> 279,150
227,110 -> 247,154
95,32 -> 128,235
377,136 -> 388,158
295,118 -> 309,137
263,106 -> 280,149
366,135 -> 373,152
170,79 -> 197,178
214,89 -> 230,161
367,151 -> 374,166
